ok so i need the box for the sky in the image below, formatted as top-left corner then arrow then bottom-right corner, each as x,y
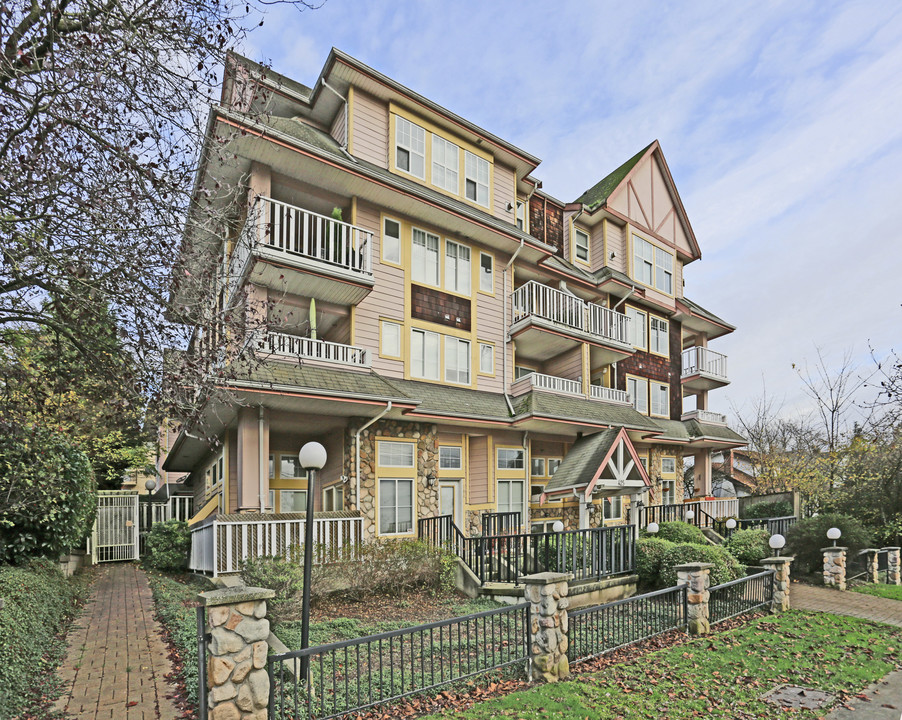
240,0 -> 902,428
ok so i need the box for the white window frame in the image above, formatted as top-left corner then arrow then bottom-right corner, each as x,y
279,489 -> 308,513
516,200 -> 527,231
479,343 -> 494,375
382,217 -> 401,265
497,479 -> 525,515
322,485 -> 343,512
604,495 -> 623,520
410,328 -> 440,381
431,135 -> 459,193
649,315 -> 669,356
633,235 -> 674,294
650,381 -> 670,418
530,457 -> 546,478
280,454 -> 304,479
547,458 -> 562,476
376,440 -> 415,468
479,252 -> 494,294
379,477 -> 414,535
656,245 -> 674,294
627,376 -> 648,414
395,116 -> 425,179
439,446 -> 462,470
464,151 -> 490,207
444,335 -> 470,385
574,227 -> 590,263
445,240 -> 471,295
411,227 -> 440,287
496,447 -> 525,470
381,320 -> 401,358
626,307 -> 647,350
661,457 -> 677,475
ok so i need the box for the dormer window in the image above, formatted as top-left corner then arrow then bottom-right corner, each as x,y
465,152 -> 489,206
574,228 -> 590,263
396,116 -> 426,179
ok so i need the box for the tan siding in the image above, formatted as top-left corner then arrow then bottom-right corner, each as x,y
330,107 -> 347,148
675,260 -> 683,300
651,158 -> 671,233
606,222 -> 626,274
314,433 -> 345,511
475,282 -> 504,393
353,201 -> 405,378
228,429 -> 238,513
492,163 -> 516,221
468,436 -> 488,504
590,222 -> 606,274
351,89 -> 388,168
542,346 -> 582,381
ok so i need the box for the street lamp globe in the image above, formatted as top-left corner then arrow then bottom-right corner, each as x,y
647,522 -> 659,534
725,518 -> 737,530
769,534 -> 786,556
299,441 -> 327,470
685,510 -> 695,521
552,520 -> 564,533
827,527 -> 842,546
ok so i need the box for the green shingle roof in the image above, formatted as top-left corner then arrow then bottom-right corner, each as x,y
680,297 -> 735,331
685,420 -> 746,443
385,378 -> 512,419
232,363 -> 411,401
542,428 -> 620,494
513,391 -> 662,432
594,266 -> 636,288
574,143 -> 654,211
647,419 -> 692,441
266,116 -> 344,155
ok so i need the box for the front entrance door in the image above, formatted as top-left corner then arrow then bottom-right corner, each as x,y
439,481 -> 461,527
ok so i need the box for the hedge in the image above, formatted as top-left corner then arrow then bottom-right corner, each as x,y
636,537 -> 676,588
659,542 -> 744,588
786,513 -> 872,575
724,528 -> 772,566
653,521 -> 708,545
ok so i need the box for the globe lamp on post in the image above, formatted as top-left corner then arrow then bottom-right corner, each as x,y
827,527 -> 842,547
298,441 -> 327,679
769,533 -> 786,558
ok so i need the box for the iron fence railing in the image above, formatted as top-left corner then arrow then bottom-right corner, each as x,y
734,515 -> 797,538
708,569 -> 774,624
481,511 -> 521,536
640,502 -> 719,530
568,584 -> 688,664
848,549 -> 890,584
418,516 -> 635,585
268,602 -> 530,720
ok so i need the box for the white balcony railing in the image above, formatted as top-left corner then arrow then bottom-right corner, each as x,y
682,409 -> 729,425
510,281 -> 631,345
682,346 -> 728,380
589,385 -> 631,405
685,498 -> 739,518
260,332 -> 370,368
526,372 -> 583,396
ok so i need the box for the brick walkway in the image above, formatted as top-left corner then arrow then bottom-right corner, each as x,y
791,582 -> 902,627
53,563 -> 180,720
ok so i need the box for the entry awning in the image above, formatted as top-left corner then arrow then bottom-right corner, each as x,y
541,427 -> 652,503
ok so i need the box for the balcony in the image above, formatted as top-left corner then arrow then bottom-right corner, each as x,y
259,331 -> 370,370
509,281 -> 633,365
510,372 -> 632,407
226,196 -> 374,306
681,409 -> 729,425
681,346 -> 729,392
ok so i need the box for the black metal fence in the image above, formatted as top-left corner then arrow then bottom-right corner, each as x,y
708,569 -> 774,624
568,584 -> 688,664
267,603 -> 530,720
481,511 -> 521,536
639,503 -> 718,530
848,549 -> 889,584
418,516 -> 635,585
735,516 -> 797,538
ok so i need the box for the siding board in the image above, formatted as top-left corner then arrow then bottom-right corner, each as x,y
351,90 -> 389,168
492,163 -> 516,221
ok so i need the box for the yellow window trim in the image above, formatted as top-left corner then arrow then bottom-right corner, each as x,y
648,313 -> 670,359
649,380 -> 671,419
571,222 -> 591,268
660,455 -> 678,478
629,228 -> 675,298
477,340 -> 496,377
438,442 -> 465,477
375,474 -> 418,538
495,445 -> 527,479
624,303 -> 648,352
374,437 -> 417,476
378,318 -> 403,360
407,322 -> 477,389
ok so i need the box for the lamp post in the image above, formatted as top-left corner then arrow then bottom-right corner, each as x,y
298,441 -> 327,681
827,527 -> 842,547
769,533 -> 786,558
685,509 -> 695,525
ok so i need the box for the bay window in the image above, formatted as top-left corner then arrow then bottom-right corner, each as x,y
633,235 -> 674,294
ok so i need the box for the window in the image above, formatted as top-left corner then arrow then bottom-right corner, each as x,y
547,458 -> 562,476
268,455 -> 275,479
516,200 -> 527,231
431,135 -> 459,193
649,316 -> 669,356
497,448 -> 525,470
661,457 -> 677,475
382,218 -> 401,265
651,382 -> 669,417
411,228 -> 440,286
515,365 -> 535,380
530,457 -> 546,478
626,307 -> 647,350
498,479 -> 524,514
377,440 -> 415,468
532,520 -> 560,534
445,240 -> 471,294
267,489 -> 275,513
411,328 -> 440,380
379,478 -> 413,534
627,376 -> 648,414
444,336 -> 470,384
439,446 -> 462,470
479,252 -> 494,293
323,486 -> 343,512
464,151 -> 489,206
604,495 -> 623,520
381,320 -> 401,358
661,480 -> 676,505
280,489 -> 308,513
639,455 -> 648,471
280,455 -> 303,479
574,228 -> 590,263
633,235 -> 674,294
479,343 -> 494,374
395,116 -> 425,178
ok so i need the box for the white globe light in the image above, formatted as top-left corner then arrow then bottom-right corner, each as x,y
725,518 -> 737,530
827,527 -> 842,541
769,534 -> 786,550
685,510 -> 695,521
647,522 -> 660,534
298,441 -> 327,470
552,520 -> 565,533
144,478 -> 157,492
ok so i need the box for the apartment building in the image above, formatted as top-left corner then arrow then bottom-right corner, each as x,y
163,49 -> 745,539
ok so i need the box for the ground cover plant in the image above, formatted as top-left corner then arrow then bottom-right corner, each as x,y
415,610 -> 902,719
852,583 -> 902,601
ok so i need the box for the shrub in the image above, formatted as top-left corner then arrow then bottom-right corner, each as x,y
0,421 -> 96,563
743,499 -> 794,519
654,521 -> 707,545
636,537 -> 676,588
239,549 -> 307,621
724,528 -> 772,566
0,559 -> 89,716
659,542 -> 744,588
338,539 -> 456,600
786,513 -> 872,574
143,520 -> 191,571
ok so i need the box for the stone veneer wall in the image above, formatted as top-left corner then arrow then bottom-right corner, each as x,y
648,445 -> 684,502
344,418 -> 439,539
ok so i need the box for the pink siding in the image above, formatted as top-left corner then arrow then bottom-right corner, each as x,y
475,280 -> 504,393
314,432 -> 344,511
351,90 -> 388,168
353,200 -> 405,378
590,223 -> 605,274
468,437 -> 488,504
542,347 -> 582,381
492,163 -> 516,221
606,222 -> 626,274
330,106 -> 347,148
651,158 -> 670,232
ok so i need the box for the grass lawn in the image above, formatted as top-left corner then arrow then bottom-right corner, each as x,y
852,583 -> 902,601
417,611 -> 902,720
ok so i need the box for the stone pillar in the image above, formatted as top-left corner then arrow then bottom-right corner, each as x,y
865,549 -> 880,584
520,572 -> 572,683
198,587 -> 275,720
760,556 -> 793,612
822,547 -> 847,590
885,547 -> 901,585
674,562 -> 713,635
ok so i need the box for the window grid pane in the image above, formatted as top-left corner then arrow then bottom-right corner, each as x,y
383,218 -> 401,264
432,135 -> 459,193
377,441 -> 415,468
412,228 -> 439,286
575,229 -> 589,261
439,446 -> 462,470
497,448 -> 525,470
479,252 -> 493,292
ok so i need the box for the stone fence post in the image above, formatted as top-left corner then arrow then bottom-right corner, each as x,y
674,562 -> 713,635
520,572 -> 572,682
822,547 -> 847,590
760,556 -> 793,612
884,547 -> 901,585
865,549 -> 880,584
198,586 -> 276,720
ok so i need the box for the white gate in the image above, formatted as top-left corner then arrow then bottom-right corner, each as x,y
91,490 -> 139,563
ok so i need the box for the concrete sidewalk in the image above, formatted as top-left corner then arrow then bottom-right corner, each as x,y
53,563 -> 180,720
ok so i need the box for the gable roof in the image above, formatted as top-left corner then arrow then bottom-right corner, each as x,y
575,143 -> 654,211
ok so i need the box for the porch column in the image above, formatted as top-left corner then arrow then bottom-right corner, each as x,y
520,572 -> 572,682
693,450 -> 711,498
237,407 -> 269,512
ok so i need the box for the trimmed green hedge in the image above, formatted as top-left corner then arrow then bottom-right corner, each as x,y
653,521 -> 707,545
636,537 -> 676,588
786,513 -> 872,574
724,528 -> 771,566
659,543 -> 744,587
143,520 -> 191,571
0,559 -> 91,717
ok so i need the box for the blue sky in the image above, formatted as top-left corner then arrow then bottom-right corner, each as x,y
242,0 -> 902,427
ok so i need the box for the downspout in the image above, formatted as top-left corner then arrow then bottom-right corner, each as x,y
355,401 -> 392,511
522,431 -> 530,528
320,79 -> 356,162
258,406 -> 266,512
502,239 -> 525,415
